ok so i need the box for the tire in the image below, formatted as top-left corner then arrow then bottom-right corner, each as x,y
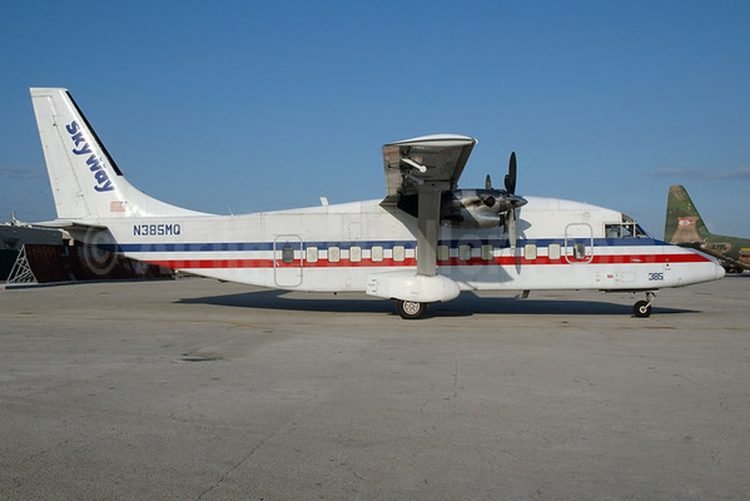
396,300 -> 426,320
633,300 -> 652,318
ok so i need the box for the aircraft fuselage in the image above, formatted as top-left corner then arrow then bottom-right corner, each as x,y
81,196 -> 723,294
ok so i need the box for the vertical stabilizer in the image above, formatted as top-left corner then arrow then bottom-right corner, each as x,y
30,88 -> 206,220
664,185 -> 710,243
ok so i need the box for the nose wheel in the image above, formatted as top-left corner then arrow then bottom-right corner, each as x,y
395,300 -> 427,319
633,292 -> 656,318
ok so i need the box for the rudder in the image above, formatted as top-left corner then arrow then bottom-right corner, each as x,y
664,185 -> 710,243
30,88 -> 204,220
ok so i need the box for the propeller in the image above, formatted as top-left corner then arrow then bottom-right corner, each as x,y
507,203 -> 518,248
501,151 -> 525,249
505,151 -> 517,194
479,174 -> 496,207
475,151 -> 526,244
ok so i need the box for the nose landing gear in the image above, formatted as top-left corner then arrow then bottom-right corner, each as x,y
633,291 -> 656,318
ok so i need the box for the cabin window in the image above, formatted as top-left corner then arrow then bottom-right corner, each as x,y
393,245 -> 405,262
306,247 -> 318,263
459,245 -> 471,262
328,246 -> 340,263
350,246 -> 362,262
282,246 -> 295,263
371,245 -> 384,262
481,244 -> 493,261
524,243 -> 537,260
548,243 -> 561,260
437,245 -> 450,261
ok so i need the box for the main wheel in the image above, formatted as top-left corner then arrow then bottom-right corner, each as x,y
395,300 -> 426,320
633,300 -> 652,318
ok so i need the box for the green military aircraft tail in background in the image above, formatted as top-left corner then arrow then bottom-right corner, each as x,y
665,185 -> 750,272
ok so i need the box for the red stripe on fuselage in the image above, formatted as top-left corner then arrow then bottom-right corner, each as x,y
145,252 -> 710,270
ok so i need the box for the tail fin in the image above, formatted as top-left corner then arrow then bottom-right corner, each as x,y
664,185 -> 710,243
30,88 -> 205,220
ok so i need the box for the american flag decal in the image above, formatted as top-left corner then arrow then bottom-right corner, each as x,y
110,201 -> 126,213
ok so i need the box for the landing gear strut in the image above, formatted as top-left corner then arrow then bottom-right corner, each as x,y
633,292 -> 656,318
395,300 -> 427,320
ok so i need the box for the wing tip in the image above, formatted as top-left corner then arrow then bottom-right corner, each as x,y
386,134 -> 477,147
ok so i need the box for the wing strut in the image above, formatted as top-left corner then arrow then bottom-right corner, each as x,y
416,187 -> 441,276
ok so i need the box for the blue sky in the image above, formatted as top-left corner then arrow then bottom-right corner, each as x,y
1,0 -> 748,236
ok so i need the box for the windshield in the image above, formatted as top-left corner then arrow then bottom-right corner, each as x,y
605,215 -> 651,239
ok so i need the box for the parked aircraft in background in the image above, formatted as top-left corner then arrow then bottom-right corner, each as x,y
665,185 -> 750,273
29,88 -> 724,318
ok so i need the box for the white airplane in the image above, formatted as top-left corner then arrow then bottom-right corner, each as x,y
29,88 -> 725,319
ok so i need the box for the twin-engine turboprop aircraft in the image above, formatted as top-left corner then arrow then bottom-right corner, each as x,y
29,88 -> 724,318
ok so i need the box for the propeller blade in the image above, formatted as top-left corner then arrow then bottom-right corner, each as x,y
485,174 -> 492,190
507,208 -> 517,249
504,151 -> 517,194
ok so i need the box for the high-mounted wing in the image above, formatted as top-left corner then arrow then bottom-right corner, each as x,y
381,134 -> 477,277
381,134 -> 477,205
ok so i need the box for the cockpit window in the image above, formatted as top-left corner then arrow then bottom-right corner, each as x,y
606,221 -> 651,239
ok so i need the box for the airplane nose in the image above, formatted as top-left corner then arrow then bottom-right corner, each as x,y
716,262 -> 726,280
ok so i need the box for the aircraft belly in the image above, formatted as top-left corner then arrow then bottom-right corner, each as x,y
450,263 -> 597,291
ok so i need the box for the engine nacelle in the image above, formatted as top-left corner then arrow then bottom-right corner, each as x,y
440,189 -> 506,229
442,206 -> 502,228
394,189 -> 525,229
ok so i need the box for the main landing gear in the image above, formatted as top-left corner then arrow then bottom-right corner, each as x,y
633,291 -> 656,318
395,300 -> 427,320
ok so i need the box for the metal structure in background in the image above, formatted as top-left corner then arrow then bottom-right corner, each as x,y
6,245 -> 37,284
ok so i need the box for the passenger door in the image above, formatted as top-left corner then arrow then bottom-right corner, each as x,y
565,223 -> 594,264
273,235 -> 303,287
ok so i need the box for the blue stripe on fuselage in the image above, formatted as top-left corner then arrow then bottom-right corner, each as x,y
102,237 -> 665,253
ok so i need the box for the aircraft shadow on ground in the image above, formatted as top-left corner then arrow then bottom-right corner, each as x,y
178,290 -> 697,317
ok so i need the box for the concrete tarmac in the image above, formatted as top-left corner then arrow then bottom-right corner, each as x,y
1,277 -> 748,500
